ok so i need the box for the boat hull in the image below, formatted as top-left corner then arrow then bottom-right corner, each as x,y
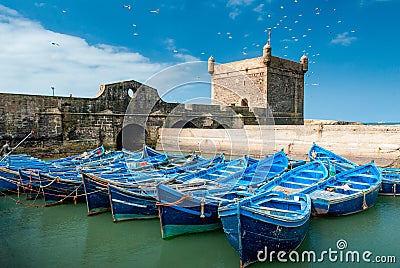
311,185 -> 380,216
158,202 -> 221,239
109,185 -> 159,222
379,180 -> 400,196
82,174 -> 110,215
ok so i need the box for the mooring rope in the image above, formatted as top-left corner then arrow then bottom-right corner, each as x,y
200,198 -> 205,218
155,193 -> 191,207
362,191 -> 368,210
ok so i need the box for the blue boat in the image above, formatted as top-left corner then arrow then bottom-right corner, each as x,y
218,191 -> 311,267
301,162 -> 382,216
379,168 -> 400,196
218,150 -> 289,188
308,143 -> 398,196
108,155 -> 225,222
82,152 -> 206,215
256,160 -> 328,194
156,152 -> 290,239
308,143 -> 357,175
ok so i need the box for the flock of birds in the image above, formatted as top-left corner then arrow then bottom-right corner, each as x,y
48,2 -> 358,88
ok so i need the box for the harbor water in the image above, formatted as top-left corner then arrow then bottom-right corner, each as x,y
0,193 -> 399,267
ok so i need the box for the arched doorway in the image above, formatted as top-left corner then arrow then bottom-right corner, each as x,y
241,98 -> 249,107
116,124 -> 147,151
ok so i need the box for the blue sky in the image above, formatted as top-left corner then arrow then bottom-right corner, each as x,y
0,0 -> 399,122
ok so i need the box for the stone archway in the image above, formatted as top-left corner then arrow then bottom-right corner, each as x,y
116,124 -> 148,151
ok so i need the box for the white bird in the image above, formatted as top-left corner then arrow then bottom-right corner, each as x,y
132,24 -> 137,27
173,49 -> 178,53
133,33 -> 139,36
123,5 -> 131,10
150,9 -> 159,14
61,10 -> 67,13
201,52 -> 205,55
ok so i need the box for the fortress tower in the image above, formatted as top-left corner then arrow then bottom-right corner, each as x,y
208,35 -> 308,124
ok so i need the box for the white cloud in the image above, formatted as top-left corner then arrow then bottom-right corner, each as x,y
330,32 -> 357,46
253,3 -> 264,13
229,8 -> 241,19
0,5 -> 198,98
226,0 -> 255,7
226,0 -> 255,19
164,38 -> 200,62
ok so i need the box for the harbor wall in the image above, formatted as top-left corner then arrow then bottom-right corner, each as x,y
157,124 -> 400,166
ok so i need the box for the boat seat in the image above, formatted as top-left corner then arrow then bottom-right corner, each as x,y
343,180 -> 371,186
256,206 -> 303,215
291,175 -> 318,181
284,181 -> 310,187
299,170 -> 325,175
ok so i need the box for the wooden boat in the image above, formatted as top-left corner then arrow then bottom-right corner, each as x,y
218,150 -> 289,188
301,162 -> 382,216
308,143 -> 357,175
256,160 -> 328,194
108,155 -> 225,222
218,191 -> 311,267
309,143 -> 398,196
379,168 -> 400,196
156,152 -> 290,239
82,153 -> 212,215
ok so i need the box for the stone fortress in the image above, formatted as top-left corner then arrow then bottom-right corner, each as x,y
2,38 -> 397,165
208,35 -> 308,124
0,38 -> 309,155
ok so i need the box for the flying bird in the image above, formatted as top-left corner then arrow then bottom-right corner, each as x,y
50,41 -> 60,46
61,10 -> 67,13
150,9 -> 159,14
133,33 -> 139,36
132,24 -> 137,27
123,5 -> 131,10
173,49 -> 178,53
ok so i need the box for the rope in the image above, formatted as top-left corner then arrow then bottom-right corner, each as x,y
217,201 -> 222,218
156,193 -> 191,207
39,176 -> 62,188
362,191 -> 368,210
200,198 -> 205,218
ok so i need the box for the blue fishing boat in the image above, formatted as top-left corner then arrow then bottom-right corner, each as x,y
302,162 -> 382,216
156,152 -> 290,239
308,143 -> 357,175
256,160 -> 328,194
308,143 -> 398,196
218,150 -> 289,188
82,152 -> 202,215
218,191 -> 311,267
108,155 -> 225,222
379,168 -> 400,196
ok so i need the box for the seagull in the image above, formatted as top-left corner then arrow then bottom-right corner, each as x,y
50,41 -> 60,46
201,52 -> 205,55
173,49 -> 178,53
123,5 -> 131,10
132,24 -> 137,27
133,33 -> 139,36
61,10 -> 67,13
150,9 -> 159,14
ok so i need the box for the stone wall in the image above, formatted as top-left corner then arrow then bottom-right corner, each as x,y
0,80 -> 275,156
157,125 -> 400,166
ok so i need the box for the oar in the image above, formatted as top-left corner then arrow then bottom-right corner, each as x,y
0,130 -> 35,162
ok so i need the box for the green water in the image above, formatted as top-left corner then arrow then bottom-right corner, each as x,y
0,194 -> 399,268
